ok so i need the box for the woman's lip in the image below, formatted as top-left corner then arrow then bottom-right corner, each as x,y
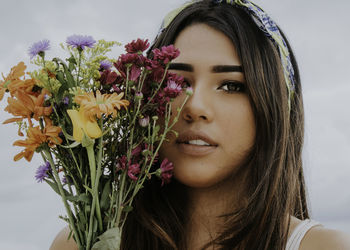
176,143 -> 218,156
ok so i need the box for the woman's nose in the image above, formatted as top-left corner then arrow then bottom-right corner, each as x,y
181,85 -> 214,123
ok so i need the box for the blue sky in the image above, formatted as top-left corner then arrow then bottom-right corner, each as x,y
0,0 -> 349,249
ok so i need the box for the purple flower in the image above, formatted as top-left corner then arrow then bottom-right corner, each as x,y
66,35 -> 96,50
28,39 -> 50,59
35,161 -> 51,183
99,60 -> 112,71
62,96 -> 69,105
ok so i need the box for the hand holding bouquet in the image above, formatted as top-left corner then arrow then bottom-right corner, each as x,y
0,35 -> 191,249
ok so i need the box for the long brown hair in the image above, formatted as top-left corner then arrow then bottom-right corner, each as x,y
121,1 -> 309,249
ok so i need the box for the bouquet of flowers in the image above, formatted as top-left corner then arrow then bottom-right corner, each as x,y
0,35 -> 191,249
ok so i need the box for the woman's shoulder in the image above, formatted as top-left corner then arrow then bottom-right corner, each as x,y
300,226 -> 350,250
290,216 -> 350,250
50,226 -> 78,250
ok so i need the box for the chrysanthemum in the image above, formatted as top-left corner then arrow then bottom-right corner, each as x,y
125,38 -> 150,53
35,161 -> 51,183
0,62 -> 27,101
66,35 -> 96,50
28,40 -> 50,59
152,45 -> 180,65
99,60 -> 112,71
163,80 -> 182,98
127,163 -> 141,181
13,125 -> 62,162
158,158 -> 174,186
74,90 -> 129,120
3,89 -> 53,126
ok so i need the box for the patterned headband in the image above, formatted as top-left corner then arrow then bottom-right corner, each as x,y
159,0 -> 295,109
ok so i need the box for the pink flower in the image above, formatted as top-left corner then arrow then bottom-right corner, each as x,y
129,65 -> 141,82
149,90 -> 170,117
131,145 -> 142,157
163,80 -> 182,98
158,158 -> 174,186
152,45 -> 180,65
116,155 -> 127,171
125,39 -> 150,53
128,163 -> 141,181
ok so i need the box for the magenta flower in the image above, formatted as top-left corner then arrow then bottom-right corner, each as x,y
129,65 -> 141,82
158,158 -> 174,186
35,161 -> 51,183
114,53 -> 142,78
28,39 -> 50,59
131,145 -> 142,157
125,38 -> 150,53
116,155 -> 127,171
163,80 -> 183,98
152,45 -> 180,65
128,163 -> 141,181
66,35 -> 96,50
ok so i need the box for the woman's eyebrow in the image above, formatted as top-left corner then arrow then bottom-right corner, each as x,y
168,63 -> 243,73
212,65 -> 243,73
168,63 -> 193,72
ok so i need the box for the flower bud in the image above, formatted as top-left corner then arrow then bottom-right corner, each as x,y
185,86 -> 193,96
135,91 -> 143,100
138,115 -> 149,127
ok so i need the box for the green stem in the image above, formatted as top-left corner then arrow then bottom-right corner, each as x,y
76,50 -> 82,85
43,149 -> 83,249
86,121 -> 104,249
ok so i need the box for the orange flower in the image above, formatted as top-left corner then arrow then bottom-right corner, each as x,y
7,78 -> 36,96
13,125 -> 62,162
3,89 -> 52,126
74,90 -> 129,121
0,62 -> 27,101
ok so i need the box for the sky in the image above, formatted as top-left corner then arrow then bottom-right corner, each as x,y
0,0 -> 349,249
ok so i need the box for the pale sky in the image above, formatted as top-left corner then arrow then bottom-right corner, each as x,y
0,0 -> 349,249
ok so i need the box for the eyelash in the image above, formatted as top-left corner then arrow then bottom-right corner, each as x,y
183,79 -> 246,94
219,81 -> 246,93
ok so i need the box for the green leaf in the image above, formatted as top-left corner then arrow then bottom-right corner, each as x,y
66,193 -> 91,204
45,180 -> 71,197
91,227 -> 121,250
59,141 -> 81,149
67,56 -> 77,72
56,71 -> 67,85
122,205 -> 133,213
100,180 -> 111,211
82,134 -> 94,148
154,125 -> 160,135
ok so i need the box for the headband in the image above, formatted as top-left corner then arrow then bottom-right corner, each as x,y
159,0 -> 295,109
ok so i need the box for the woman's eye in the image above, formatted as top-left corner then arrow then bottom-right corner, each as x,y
183,78 -> 191,87
219,81 -> 246,93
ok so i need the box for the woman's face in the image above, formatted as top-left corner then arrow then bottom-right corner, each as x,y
159,24 -> 256,189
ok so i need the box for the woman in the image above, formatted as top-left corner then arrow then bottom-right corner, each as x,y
51,0 -> 350,249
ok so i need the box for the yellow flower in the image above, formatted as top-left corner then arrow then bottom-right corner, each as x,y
67,108 -> 102,142
74,90 -> 129,121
